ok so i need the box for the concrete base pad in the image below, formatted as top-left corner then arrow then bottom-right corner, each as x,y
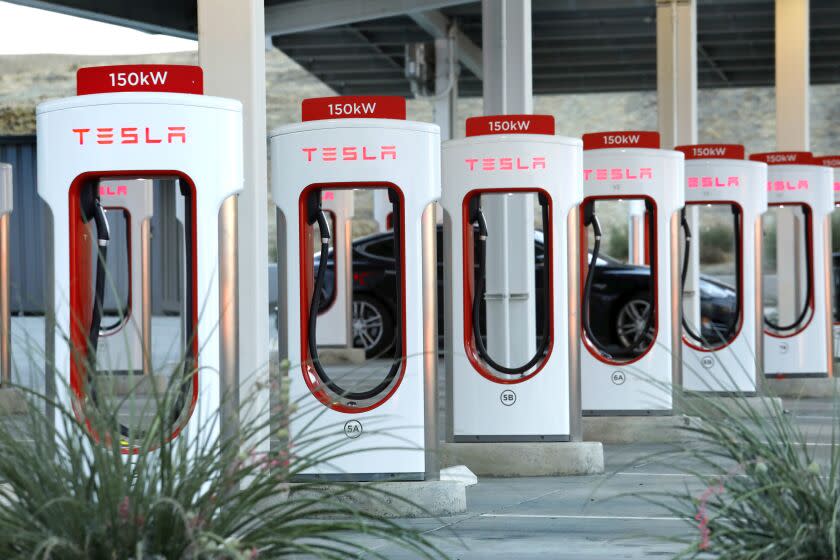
583,415 -> 700,444
0,387 -> 26,416
764,377 -> 840,399
682,395 -> 784,418
439,441 -> 604,477
316,348 -> 366,365
288,480 -> 467,518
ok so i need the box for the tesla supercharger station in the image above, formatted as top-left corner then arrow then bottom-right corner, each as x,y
675,144 -> 767,393
580,131 -> 684,414
441,115 -> 582,441
750,152 -> 834,378
36,65 -> 242,449
814,155 -> 840,357
272,96 -> 439,480
316,189 -> 354,348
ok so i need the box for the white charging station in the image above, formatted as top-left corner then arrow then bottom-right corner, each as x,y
580,131 -> 684,414
442,114 -> 582,441
675,144 -> 767,393
814,155 -> 840,357
316,189 -> 354,348
272,96 -> 440,480
751,151 -> 834,378
36,65 -> 242,449
0,163 -> 10,386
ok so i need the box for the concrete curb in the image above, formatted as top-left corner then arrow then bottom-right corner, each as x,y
439,441 -> 604,477
682,395 -> 784,418
0,387 -> 27,416
288,480 -> 467,518
582,415 -> 700,444
764,377 -> 840,399
316,348 -> 366,365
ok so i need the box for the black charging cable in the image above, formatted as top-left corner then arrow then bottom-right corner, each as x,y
582,200 -> 656,358
307,189 -> 403,402
764,206 -> 813,332
469,194 -> 552,375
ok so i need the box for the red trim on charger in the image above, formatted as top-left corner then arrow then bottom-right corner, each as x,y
298,182 -> 407,413
68,171 -> 199,453
681,201 -> 745,352
763,202 -> 816,339
750,151 -> 815,165
675,144 -> 745,160
465,115 -> 555,137
302,96 -> 406,121
76,65 -> 203,95
583,131 -> 660,150
461,188 -> 555,384
579,195 -> 660,366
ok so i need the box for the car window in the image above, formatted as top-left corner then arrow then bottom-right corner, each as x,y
363,237 -> 394,259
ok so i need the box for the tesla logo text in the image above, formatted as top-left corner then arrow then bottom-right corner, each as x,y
767,180 -> 809,191
688,176 -> 740,189
72,126 -> 186,145
302,146 -> 396,162
835,182 -> 840,192
99,185 -> 127,196
109,70 -> 167,87
465,157 -> 546,171
328,101 -> 377,116
690,146 -> 728,157
584,168 -> 653,181
488,119 -> 531,132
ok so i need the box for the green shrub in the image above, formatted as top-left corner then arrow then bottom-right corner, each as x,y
0,363 -> 444,559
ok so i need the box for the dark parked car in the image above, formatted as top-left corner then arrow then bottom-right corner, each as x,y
315,227 -> 738,358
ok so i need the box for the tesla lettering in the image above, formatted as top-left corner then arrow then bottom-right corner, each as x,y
584,168 -> 653,181
687,176 -> 740,188
302,145 -> 397,162
99,185 -> 128,196
766,180 -> 809,191
73,126 -> 186,145
464,157 -> 547,171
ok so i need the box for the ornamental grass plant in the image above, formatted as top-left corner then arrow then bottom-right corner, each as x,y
0,347 -> 445,559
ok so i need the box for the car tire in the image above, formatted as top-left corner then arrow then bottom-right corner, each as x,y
353,295 -> 396,359
614,292 -> 655,350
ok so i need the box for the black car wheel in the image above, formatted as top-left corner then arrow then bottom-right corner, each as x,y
352,295 -> 395,359
615,293 -> 655,350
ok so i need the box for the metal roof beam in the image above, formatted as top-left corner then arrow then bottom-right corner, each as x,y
409,10 -> 483,79
265,0 -> 477,36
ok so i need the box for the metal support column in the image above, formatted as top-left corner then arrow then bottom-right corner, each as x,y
774,0 -> 810,325
481,0 -> 536,367
657,0 -> 696,389
434,27 -> 458,141
0,164 -> 10,387
198,0 -> 269,449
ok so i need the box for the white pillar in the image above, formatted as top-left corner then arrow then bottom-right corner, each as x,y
318,190 -> 354,348
480,0 -> 536,368
198,0 -> 269,450
434,28 -> 458,141
628,200 -> 646,265
774,0 -> 810,323
657,0 -> 699,327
